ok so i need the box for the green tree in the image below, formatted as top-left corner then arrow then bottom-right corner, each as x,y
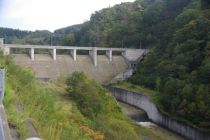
155,77 -> 161,91
65,71 -> 106,119
199,59 -> 210,84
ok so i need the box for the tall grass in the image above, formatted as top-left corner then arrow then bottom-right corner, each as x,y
3,81 -> 30,139
2,54 -> 93,139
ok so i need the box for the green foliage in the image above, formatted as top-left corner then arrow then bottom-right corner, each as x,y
61,33 -> 75,46
6,107 -> 30,139
66,71 -> 105,119
3,82 -> 17,107
155,77 -> 161,91
127,0 -> 210,132
54,24 -> 81,35
57,74 -> 66,84
104,118 -> 140,140
198,59 -> 210,84
66,72 -> 144,139
91,114 -> 141,140
3,82 -> 30,139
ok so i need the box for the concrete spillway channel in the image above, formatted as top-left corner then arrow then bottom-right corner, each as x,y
117,101 -> 186,140
103,85 -> 210,140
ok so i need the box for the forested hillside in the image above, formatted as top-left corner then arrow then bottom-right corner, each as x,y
61,0 -> 192,48
54,24 -> 81,35
0,25 -> 81,53
0,28 -> 61,45
0,24 -> 81,46
128,0 -> 210,132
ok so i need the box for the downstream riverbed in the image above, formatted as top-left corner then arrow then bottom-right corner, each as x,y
118,101 -> 186,140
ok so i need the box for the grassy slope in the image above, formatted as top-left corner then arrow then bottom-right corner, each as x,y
38,82 -> 166,140
3,81 -> 31,139
36,82 -> 74,112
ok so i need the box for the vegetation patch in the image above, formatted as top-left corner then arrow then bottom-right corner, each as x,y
65,71 -> 167,140
3,81 -> 30,139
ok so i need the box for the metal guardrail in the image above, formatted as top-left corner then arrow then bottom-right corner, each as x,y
0,114 -> 5,140
0,69 -> 5,140
25,138 -> 41,140
0,70 -> 4,104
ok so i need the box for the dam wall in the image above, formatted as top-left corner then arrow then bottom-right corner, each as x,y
103,85 -> 210,140
13,54 -> 127,85
0,38 -> 148,84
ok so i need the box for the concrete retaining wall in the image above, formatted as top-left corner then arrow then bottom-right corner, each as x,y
103,85 -> 210,140
110,68 -> 133,83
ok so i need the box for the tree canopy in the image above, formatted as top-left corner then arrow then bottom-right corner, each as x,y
128,0 -> 210,132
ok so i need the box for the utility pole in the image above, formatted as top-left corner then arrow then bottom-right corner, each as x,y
51,35 -> 52,46
140,40 -> 141,49
122,31 -> 125,48
4,33 -> 7,44
122,32 -> 125,48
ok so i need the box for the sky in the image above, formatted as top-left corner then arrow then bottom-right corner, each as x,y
0,0 -> 135,32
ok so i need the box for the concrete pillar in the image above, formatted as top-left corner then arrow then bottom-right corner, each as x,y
89,50 -> 92,56
29,48 -> 34,61
51,49 -> 56,60
4,47 -> 10,55
70,49 -> 76,61
106,50 -> 112,62
0,38 -> 3,51
0,38 -> 9,55
89,47 -> 97,67
122,51 -> 126,58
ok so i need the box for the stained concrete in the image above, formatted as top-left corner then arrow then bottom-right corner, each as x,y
12,54 -> 127,85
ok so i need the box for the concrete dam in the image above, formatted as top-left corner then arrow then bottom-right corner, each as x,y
0,38 -> 147,84
13,54 -> 127,84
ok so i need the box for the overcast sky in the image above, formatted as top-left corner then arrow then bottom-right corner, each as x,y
0,0 -> 135,32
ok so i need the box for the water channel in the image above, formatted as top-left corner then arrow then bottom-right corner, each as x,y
118,101 -> 186,140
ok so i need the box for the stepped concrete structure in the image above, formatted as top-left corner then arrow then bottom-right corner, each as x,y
0,38 -> 147,84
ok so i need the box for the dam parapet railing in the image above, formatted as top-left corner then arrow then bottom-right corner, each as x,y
0,69 -> 12,140
102,85 -> 210,140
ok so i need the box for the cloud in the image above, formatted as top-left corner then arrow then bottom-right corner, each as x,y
0,0 -> 135,32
